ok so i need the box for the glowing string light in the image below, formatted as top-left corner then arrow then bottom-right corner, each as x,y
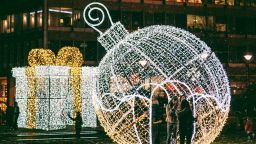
56,46 -> 84,119
12,47 -> 97,130
83,2 -> 231,144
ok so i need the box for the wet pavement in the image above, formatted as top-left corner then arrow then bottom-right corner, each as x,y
0,126 -> 114,144
0,125 -> 255,144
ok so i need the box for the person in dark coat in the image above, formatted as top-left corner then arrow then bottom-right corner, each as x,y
166,97 -> 178,144
178,99 -> 194,144
13,102 -> 20,130
68,112 -> 83,138
6,105 -> 14,130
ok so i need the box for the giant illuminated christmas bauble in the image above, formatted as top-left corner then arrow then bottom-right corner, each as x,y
84,2 -> 230,144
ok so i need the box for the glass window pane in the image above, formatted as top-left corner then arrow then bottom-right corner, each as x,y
144,0 -> 163,4
37,11 -> 42,28
215,0 -> 225,5
176,0 -> 186,3
226,0 -> 234,5
187,15 -> 206,30
23,13 -> 28,29
48,7 -> 72,27
188,0 -> 202,3
30,12 -> 35,28
122,0 -> 140,3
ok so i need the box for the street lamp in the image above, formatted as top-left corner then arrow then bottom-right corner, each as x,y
243,51 -> 253,87
244,52 -> 253,62
243,51 -> 253,116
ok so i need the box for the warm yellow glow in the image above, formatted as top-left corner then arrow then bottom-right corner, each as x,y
26,67 -> 36,129
70,67 -> 82,114
56,46 -> 84,116
31,16 -> 35,27
3,20 -> 7,29
23,14 -> 27,24
60,18 -> 64,24
56,46 -> 84,67
24,47 -> 84,128
28,49 -> 55,66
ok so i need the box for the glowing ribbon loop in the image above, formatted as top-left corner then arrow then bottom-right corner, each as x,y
56,46 -> 84,67
28,49 -> 55,66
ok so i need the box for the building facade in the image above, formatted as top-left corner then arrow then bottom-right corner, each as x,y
0,0 -> 256,115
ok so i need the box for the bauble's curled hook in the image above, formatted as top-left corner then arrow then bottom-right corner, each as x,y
83,2 -> 114,35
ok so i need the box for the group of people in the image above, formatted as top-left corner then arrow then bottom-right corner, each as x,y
151,92 -> 195,144
165,96 -> 194,144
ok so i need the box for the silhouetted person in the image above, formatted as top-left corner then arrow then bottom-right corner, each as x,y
13,102 -> 20,130
245,116 -> 254,142
166,97 -> 178,144
178,99 -> 194,144
6,105 -> 14,130
152,93 -> 162,144
68,112 -> 83,138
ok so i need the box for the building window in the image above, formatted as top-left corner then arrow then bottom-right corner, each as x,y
188,0 -> 202,4
187,15 -> 206,30
37,11 -> 42,28
30,12 -> 35,28
215,0 -> 225,5
176,0 -> 186,3
1,15 -> 14,33
122,0 -> 140,3
48,7 -> 72,27
144,0 -> 163,4
23,13 -> 28,29
1,20 -> 8,33
216,24 -> 226,32
215,16 -> 226,32
226,0 -> 234,5
166,0 -> 176,5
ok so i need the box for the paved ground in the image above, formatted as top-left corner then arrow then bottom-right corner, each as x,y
0,125 -> 255,144
0,126 -> 113,144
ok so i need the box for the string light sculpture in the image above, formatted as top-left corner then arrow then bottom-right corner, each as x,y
28,49 -> 55,66
12,68 -> 28,128
12,66 -> 70,130
83,2 -> 230,144
56,46 -> 84,124
81,67 -> 99,127
12,47 -> 97,130
55,46 -> 84,67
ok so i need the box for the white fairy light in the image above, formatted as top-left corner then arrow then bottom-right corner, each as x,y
66,67 -> 98,127
81,67 -> 98,127
12,66 -> 70,130
34,66 -> 70,130
13,65 -> 97,130
84,2 -> 230,144
12,68 -> 28,128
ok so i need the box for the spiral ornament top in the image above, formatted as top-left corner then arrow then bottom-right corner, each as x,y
83,2 -> 114,35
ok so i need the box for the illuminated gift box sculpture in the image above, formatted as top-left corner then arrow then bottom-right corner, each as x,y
13,66 -> 70,130
83,2 -> 231,144
12,47 -> 97,130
